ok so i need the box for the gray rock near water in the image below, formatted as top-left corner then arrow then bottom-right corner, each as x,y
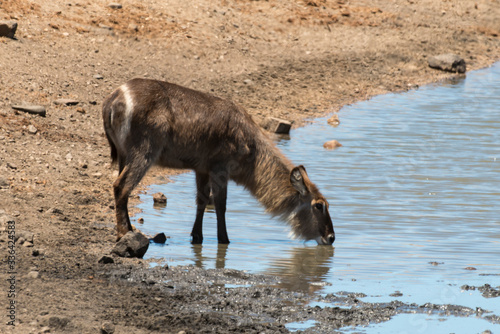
428,54 -> 466,73
0,21 -> 18,39
112,231 -> 149,258
12,105 -> 47,117
261,117 -> 292,134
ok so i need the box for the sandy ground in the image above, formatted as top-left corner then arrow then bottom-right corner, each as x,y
1,0 -> 500,333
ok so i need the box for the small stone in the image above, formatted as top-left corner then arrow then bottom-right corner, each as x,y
108,3 -> 123,9
27,271 -> 39,279
32,248 -> 45,257
12,104 -> 46,117
76,107 -> 86,114
93,74 -> 104,80
23,241 -> 34,247
27,125 -> 38,134
0,21 -> 18,39
54,99 -> 79,106
98,255 -> 115,264
0,177 -> 9,188
112,231 -> 149,258
65,153 -> 73,161
16,230 -> 34,244
261,117 -> 292,134
428,54 -> 466,73
137,217 -> 144,224
6,162 -> 18,170
151,232 -> 167,244
153,192 -> 167,205
243,79 -> 253,85
40,326 -> 51,333
128,23 -> 139,32
327,114 -> 340,126
465,266 -> 477,270
101,321 -> 115,334
323,140 -> 342,150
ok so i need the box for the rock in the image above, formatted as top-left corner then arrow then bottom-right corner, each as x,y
16,230 -> 34,244
327,114 -> 340,126
128,23 -> 139,32
93,74 -> 104,80
12,104 -> 47,117
101,321 -> 115,334
32,248 -> 45,257
323,140 -> 342,150
48,316 -> 70,331
0,21 -> 18,39
261,117 -> 292,134
108,3 -> 123,9
112,231 -> 149,258
151,232 -> 167,244
27,271 -> 39,279
0,177 -> 9,188
28,125 -> 38,134
153,192 -> 167,205
54,99 -> 79,106
428,54 -> 466,73
98,255 -> 115,264
243,79 -> 253,85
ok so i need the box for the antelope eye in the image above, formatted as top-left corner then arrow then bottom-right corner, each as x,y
314,203 -> 323,211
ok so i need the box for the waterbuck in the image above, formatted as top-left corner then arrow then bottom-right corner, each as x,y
102,78 -> 335,245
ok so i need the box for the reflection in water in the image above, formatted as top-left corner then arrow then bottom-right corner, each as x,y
192,243 -> 229,269
191,243 -> 334,294
267,246 -> 334,294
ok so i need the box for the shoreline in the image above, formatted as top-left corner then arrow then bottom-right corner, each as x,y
1,0 -> 500,333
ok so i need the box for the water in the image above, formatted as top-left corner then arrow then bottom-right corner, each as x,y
137,63 -> 500,331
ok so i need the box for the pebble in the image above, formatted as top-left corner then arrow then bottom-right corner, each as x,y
327,114 -> 340,126
54,99 -> 79,106
261,117 -> 292,134
101,321 -> 115,334
151,232 -> 167,244
98,255 -> 115,264
323,140 -> 342,150
27,271 -> 39,279
153,192 -> 167,205
12,104 -> 47,117
108,3 -> 123,9
28,125 -> 38,134
0,20 -> 18,38
93,74 -> 104,80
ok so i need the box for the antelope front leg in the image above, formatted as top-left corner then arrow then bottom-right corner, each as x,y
210,168 -> 230,244
191,172 -> 210,244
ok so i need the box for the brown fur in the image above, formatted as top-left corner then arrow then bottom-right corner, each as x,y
102,78 -> 335,245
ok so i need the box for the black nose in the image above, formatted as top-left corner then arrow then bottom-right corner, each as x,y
327,233 -> 335,244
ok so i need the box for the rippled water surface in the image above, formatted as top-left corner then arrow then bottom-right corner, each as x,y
137,64 -> 500,331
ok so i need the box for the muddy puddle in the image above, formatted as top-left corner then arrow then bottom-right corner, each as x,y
136,63 -> 500,332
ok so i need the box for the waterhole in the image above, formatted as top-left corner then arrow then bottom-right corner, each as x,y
137,63 -> 500,331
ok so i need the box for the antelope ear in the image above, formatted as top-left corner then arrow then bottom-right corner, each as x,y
290,165 -> 309,196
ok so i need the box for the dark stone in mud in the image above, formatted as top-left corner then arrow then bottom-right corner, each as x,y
98,255 -> 115,264
428,53 -> 466,73
151,232 -> 167,244
0,21 -> 18,39
112,231 -> 149,258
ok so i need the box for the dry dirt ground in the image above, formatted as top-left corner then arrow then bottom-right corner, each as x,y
1,0 -> 500,333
